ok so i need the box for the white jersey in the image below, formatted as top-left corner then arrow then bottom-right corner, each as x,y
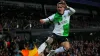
43,7 -> 75,36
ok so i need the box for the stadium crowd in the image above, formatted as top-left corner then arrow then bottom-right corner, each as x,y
0,4 -> 44,30
0,35 -> 100,56
1,4 -> 100,30
0,1 -> 100,56
70,15 -> 100,29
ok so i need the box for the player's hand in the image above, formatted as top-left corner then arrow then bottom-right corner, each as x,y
40,19 -> 45,24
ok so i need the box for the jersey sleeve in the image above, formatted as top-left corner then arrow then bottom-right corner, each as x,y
67,7 -> 76,15
42,14 -> 55,23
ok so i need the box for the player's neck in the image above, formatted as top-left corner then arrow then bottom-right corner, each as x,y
57,11 -> 64,15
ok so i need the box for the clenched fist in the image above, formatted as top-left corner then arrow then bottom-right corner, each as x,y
40,19 -> 45,24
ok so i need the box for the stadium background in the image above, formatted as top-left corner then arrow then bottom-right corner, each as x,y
0,0 -> 100,56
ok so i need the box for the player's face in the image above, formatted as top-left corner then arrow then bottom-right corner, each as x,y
57,4 -> 65,14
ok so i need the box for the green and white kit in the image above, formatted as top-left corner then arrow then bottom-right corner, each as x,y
43,7 -> 75,36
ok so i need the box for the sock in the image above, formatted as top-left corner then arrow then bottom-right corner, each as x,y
38,42 -> 47,54
55,47 -> 65,53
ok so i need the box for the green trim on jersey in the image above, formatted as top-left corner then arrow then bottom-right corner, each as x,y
53,12 -> 70,37
63,23 -> 69,36
53,12 -> 62,23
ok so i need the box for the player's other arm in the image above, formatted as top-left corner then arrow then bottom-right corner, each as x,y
40,14 -> 54,24
67,6 -> 76,15
60,0 -> 76,15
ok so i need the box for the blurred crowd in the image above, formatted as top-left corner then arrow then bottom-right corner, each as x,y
0,1 -> 100,56
0,4 -> 44,30
70,15 -> 100,29
0,35 -> 100,56
1,3 -> 100,30
43,37 -> 100,56
70,39 -> 100,56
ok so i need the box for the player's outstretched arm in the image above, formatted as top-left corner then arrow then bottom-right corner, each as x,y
40,14 -> 55,24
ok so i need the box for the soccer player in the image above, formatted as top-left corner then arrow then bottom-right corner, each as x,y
40,0 -> 76,56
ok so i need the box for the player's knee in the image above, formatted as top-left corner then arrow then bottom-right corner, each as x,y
61,41 -> 70,50
65,45 -> 70,50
